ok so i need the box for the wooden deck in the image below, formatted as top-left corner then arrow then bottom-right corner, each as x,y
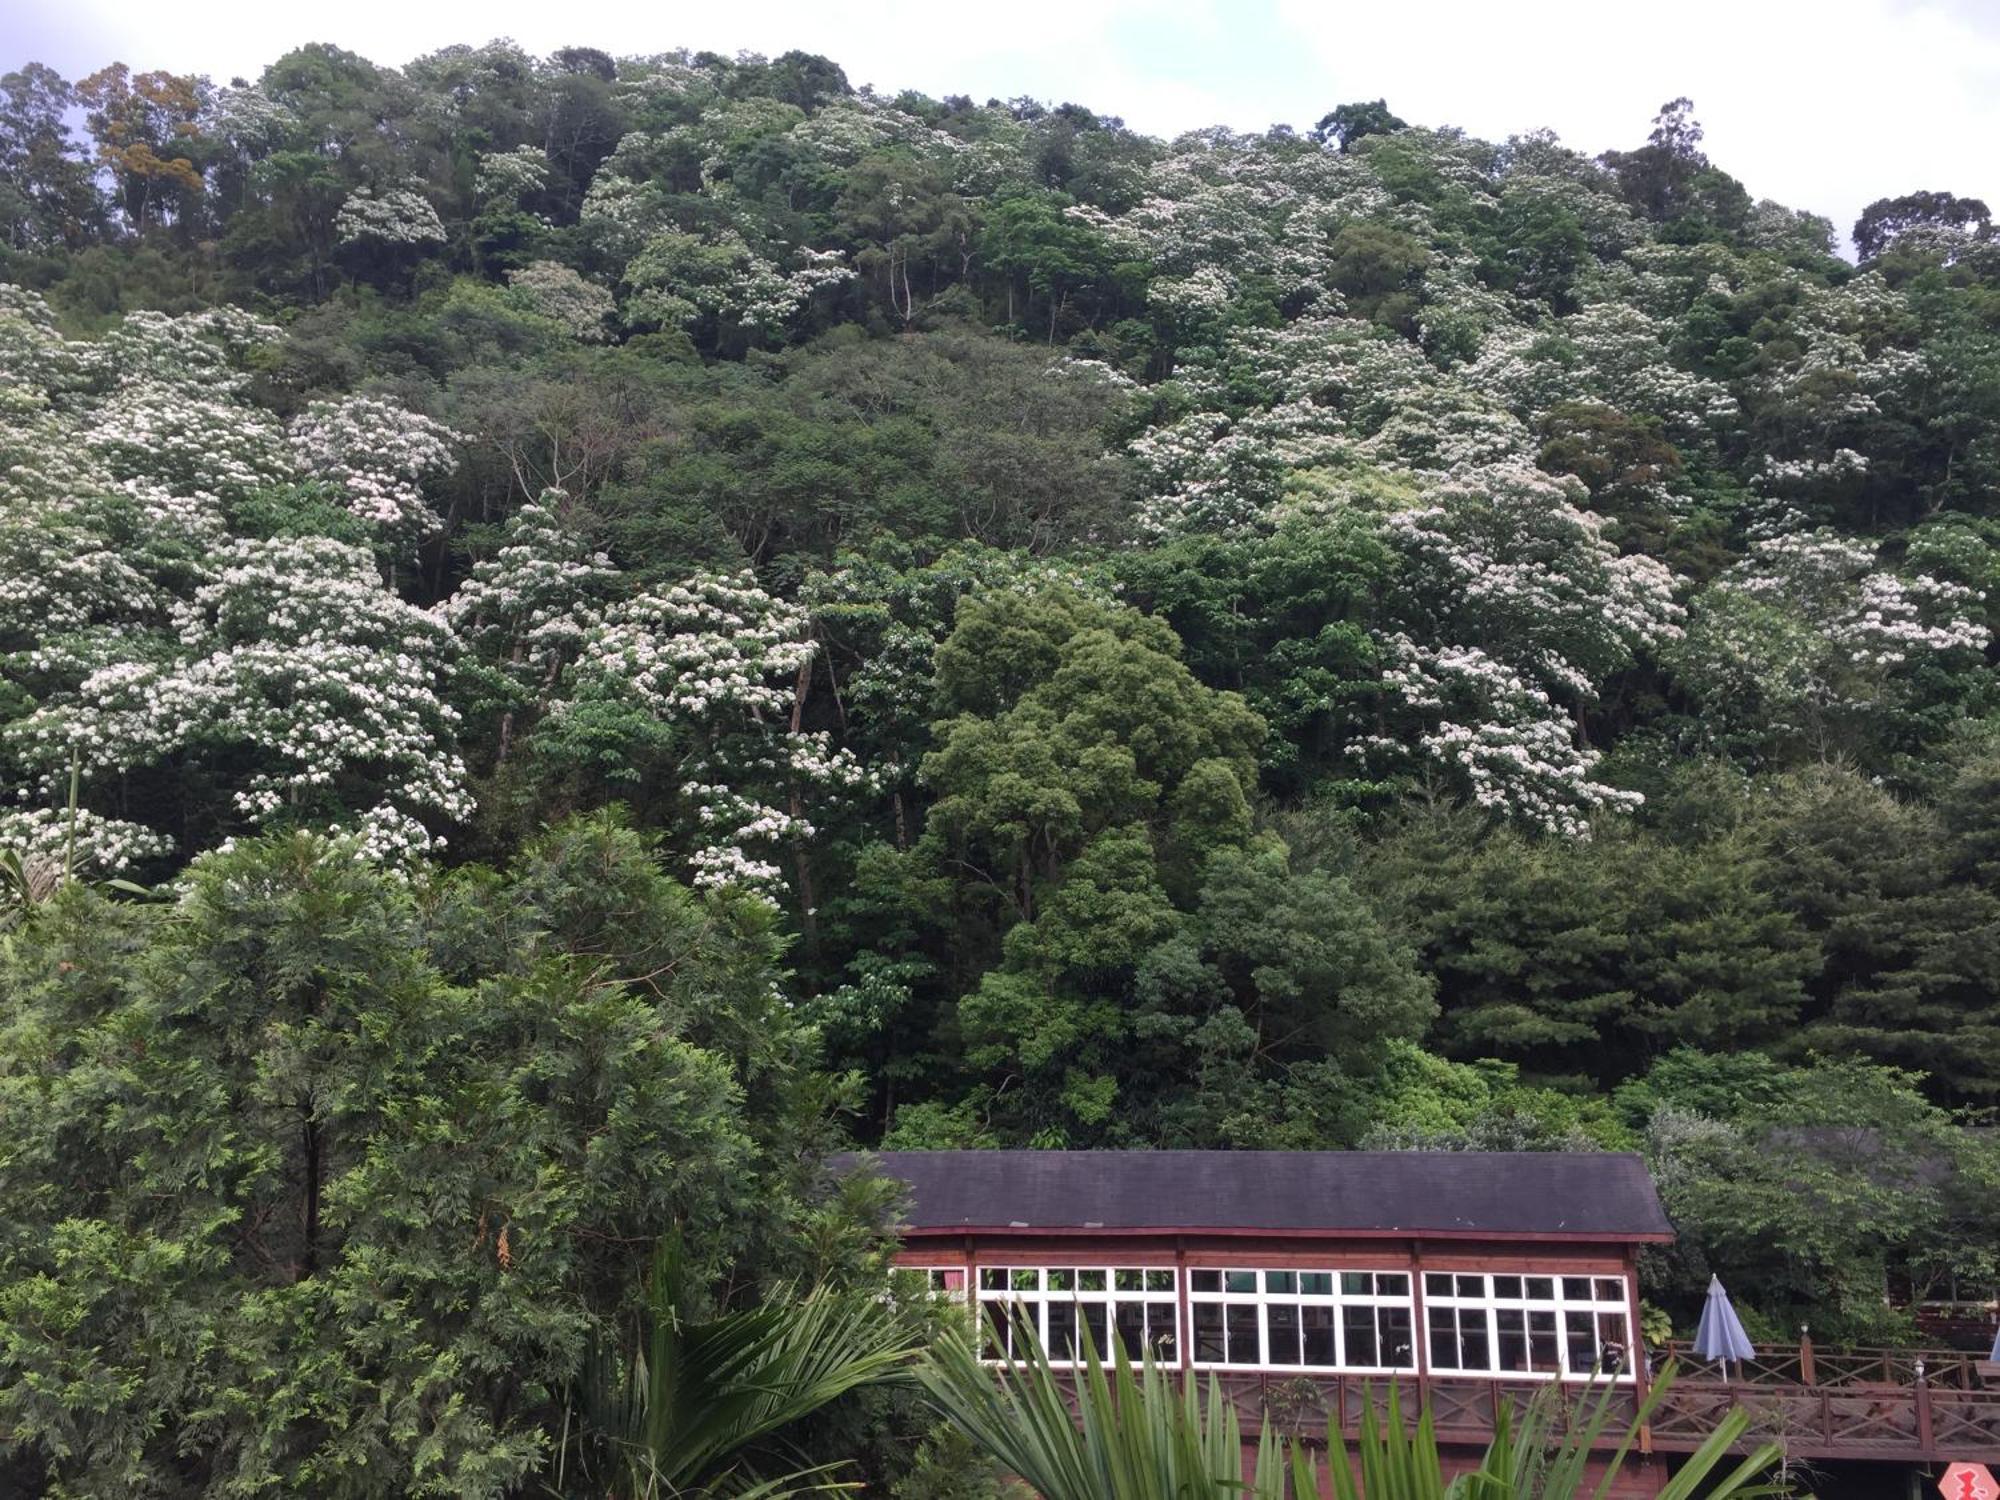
1109,1346 -> 2000,1464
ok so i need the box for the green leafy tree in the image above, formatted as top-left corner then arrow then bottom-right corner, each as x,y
0,819 -> 867,1496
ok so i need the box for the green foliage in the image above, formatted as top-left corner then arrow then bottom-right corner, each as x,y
0,823 -> 875,1495
559,1233 -> 923,1498
919,1320 -> 1782,1500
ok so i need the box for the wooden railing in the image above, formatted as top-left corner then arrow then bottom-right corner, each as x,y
1661,1338 -> 1991,1390
1048,1361 -> 2000,1463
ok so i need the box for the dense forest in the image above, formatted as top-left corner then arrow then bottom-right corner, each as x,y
2,37 -> 1999,1496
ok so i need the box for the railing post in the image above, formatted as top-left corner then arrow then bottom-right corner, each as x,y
1915,1358 -> 1934,1454
1799,1325 -> 1815,1386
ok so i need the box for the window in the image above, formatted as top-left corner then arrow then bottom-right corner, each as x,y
975,1266 -> 1178,1365
923,1267 -> 968,1299
1423,1272 -> 1632,1380
1188,1268 -> 1414,1372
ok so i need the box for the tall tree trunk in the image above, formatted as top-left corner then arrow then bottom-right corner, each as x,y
299,1105 -> 322,1280
789,660 -> 820,955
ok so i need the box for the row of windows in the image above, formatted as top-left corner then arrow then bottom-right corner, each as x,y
911,1264 -> 1634,1379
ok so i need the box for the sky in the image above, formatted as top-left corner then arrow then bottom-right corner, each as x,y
11,0 -> 2000,248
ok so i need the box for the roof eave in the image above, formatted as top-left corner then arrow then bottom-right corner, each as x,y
897,1224 -> 1676,1244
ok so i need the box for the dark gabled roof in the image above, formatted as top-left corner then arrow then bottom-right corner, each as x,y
841,1150 -> 1673,1242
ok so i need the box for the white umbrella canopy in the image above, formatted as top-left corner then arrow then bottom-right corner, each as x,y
1692,1274 -> 1757,1372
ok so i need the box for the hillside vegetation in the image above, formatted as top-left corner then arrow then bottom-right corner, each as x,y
2,41 -> 1999,1495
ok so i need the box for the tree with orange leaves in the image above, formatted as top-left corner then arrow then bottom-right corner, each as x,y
74,63 -> 206,233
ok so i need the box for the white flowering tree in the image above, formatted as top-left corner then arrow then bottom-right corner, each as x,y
335,185 -> 448,249
1353,465 -> 1682,833
474,145 -> 550,206
1383,464 -> 1683,690
504,261 -> 616,341
335,185 -> 449,289
553,571 -> 873,899
622,229 -> 852,343
0,289 -> 476,870
1367,637 -> 1642,837
11,537 -> 471,863
287,395 -> 463,552
443,490 -> 620,759
1671,529 -> 1990,761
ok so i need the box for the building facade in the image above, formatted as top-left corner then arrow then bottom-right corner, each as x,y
866,1148 -> 1667,1383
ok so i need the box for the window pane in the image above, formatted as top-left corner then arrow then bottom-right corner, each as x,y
1342,1305 -> 1378,1366
1267,1303 -> 1302,1365
1457,1274 -> 1484,1298
1384,1305 -> 1414,1368
1012,1269 -> 1040,1292
1048,1269 -> 1074,1292
1146,1270 -> 1175,1293
1082,1303 -> 1108,1356
1563,1277 -> 1592,1301
1425,1273 -> 1452,1298
1342,1271 -> 1372,1296
1525,1278 -> 1554,1301
1049,1300 -> 1078,1359
1495,1309 -> 1527,1372
1378,1274 -> 1410,1298
1566,1310 -> 1596,1373
1300,1272 -> 1332,1296
1302,1305 -> 1336,1365
1151,1304 -> 1179,1362
1595,1278 -> 1625,1303
1428,1307 -> 1460,1370
1077,1269 -> 1106,1292
1529,1310 -> 1559,1371
1116,1301 -> 1147,1359
1493,1275 -> 1522,1299
1192,1270 -> 1220,1293
1226,1302 -> 1260,1363
1266,1271 -> 1297,1294
1597,1313 -> 1629,1372
981,1268 -> 1007,1291
1115,1269 -> 1143,1292
1225,1270 -> 1257,1294
982,1307 -> 1007,1361
1194,1303 -> 1225,1363
1461,1311 -> 1491,1370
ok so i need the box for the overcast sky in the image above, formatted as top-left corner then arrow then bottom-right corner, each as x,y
13,0 -> 2000,248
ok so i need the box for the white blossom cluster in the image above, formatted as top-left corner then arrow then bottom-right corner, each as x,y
443,490 -> 620,695
0,289 -> 477,869
1367,636 -> 1642,837
505,261 -> 616,341
1383,463 -> 1683,693
287,396 -> 463,542
474,145 -> 551,204
1671,529 -> 1990,748
335,186 -> 449,248
623,229 -> 853,335
558,571 -> 874,894
11,537 -> 470,851
0,807 -> 174,876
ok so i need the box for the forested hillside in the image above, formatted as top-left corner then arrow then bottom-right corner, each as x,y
3,39 -> 2000,1494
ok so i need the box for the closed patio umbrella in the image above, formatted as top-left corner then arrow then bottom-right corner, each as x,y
1692,1274 -> 1756,1380
1990,1322 -> 1999,1363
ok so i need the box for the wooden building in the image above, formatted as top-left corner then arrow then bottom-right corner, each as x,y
867,1149 -> 1663,1385
857,1150 -> 2000,1496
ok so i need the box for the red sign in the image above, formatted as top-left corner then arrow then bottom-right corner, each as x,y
1942,1463 -> 1999,1500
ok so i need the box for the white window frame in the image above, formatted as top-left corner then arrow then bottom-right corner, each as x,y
1187,1267 -> 1416,1375
1423,1271 -> 1635,1382
974,1265 -> 1180,1368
